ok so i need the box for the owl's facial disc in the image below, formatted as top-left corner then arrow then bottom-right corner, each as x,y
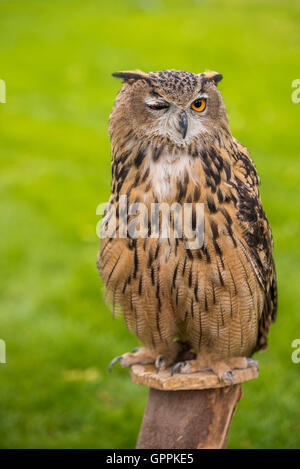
145,93 -> 209,144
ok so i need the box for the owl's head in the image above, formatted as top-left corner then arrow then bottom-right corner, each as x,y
110,69 -> 230,147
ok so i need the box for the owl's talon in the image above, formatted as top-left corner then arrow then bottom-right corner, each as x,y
108,355 -> 123,373
247,358 -> 259,370
155,356 -> 164,373
171,361 -> 187,376
224,370 -> 234,387
131,347 -> 140,353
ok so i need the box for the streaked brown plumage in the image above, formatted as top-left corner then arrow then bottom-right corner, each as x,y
97,69 -> 277,381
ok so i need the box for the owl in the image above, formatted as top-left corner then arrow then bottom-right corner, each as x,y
97,69 -> 277,383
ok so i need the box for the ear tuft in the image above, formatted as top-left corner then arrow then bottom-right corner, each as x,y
112,70 -> 151,84
200,71 -> 223,86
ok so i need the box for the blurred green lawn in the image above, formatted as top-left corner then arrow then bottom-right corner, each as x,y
0,0 -> 300,449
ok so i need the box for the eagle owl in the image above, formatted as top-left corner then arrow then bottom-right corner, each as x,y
97,69 -> 277,383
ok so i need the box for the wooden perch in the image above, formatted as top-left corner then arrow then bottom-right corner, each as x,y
130,362 -> 259,449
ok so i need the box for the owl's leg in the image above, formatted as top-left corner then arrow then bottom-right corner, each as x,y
172,355 -> 258,385
109,343 -> 180,373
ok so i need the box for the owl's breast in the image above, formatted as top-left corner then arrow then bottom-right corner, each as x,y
147,152 -> 198,201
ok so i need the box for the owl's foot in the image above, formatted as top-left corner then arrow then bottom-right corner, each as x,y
108,347 -> 157,372
109,345 -> 181,373
173,356 -> 258,386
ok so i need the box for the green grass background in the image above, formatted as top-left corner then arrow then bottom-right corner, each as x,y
0,0 -> 300,449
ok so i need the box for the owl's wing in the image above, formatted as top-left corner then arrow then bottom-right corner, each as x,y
232,140 -> 277,351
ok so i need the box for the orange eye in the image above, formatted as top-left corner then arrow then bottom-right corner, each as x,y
191,98 -> 206,112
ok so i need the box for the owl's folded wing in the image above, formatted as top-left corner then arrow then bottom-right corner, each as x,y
232,141 -> 277,351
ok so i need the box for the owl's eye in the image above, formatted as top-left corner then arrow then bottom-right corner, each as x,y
147,103 -> 169,111
191,98 -> 207,112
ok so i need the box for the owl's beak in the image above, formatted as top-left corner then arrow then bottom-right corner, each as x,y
178,111 -> 188,139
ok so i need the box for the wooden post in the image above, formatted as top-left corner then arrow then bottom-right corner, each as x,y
130,362 -> 258,449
